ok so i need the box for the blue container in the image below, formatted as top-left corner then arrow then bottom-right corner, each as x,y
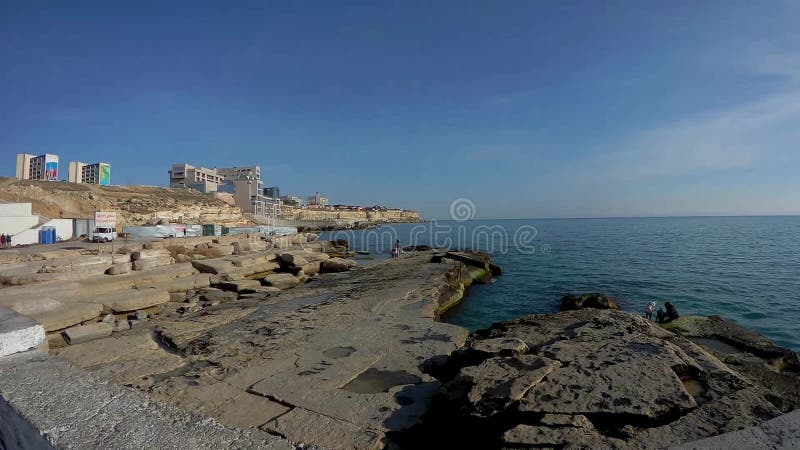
40,227 -> 56,244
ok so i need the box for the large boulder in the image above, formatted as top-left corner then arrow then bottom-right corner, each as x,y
105,262 -> 133,275
261,273 -> 301,290
29,302 -> 103,332
320,258 -> 357,273
192,259 -> 236,274
218,279 -> 262,293
63,322 -> 113,345
560,293 -> 620,311
130,249 -> 171,262
101,289 -> 171,313
204,245 -> 234,258
402,309 -> 798,449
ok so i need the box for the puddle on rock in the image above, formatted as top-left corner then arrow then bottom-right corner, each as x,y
322,346 -> 356,359
681,379 -> 706,400
342,368 -> 421,394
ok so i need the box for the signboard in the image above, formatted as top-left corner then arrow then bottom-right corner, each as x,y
94,211 -> 117,228
45,161 -> 58,180
99,164 -> 111,185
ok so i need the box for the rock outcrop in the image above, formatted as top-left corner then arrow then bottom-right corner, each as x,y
399,309 -> 799,449
560,293 -> 621,311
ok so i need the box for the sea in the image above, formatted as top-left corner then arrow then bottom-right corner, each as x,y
322,216 -> 800,351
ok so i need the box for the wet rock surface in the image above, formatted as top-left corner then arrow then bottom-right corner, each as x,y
396,309 -> 800,449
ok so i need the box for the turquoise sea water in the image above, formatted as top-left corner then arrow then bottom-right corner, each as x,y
323,216 -> 800,351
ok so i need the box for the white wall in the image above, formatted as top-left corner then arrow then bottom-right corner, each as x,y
0,204 -> 39,235
8,219 -> 74,246
0,217 -> 40,236
0,203 -> 32,217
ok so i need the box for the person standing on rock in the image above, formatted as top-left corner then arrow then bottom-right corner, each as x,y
645,301 -> 656,320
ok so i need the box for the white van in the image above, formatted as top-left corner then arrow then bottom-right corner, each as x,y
93,227 -> 117,242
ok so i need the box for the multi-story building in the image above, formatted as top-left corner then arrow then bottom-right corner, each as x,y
280,194 -> 302,206
264,186 -> 280,199
307,192 -> 329,208
15,153 -> 59,181
217,165 -> 261,182
168,163 -> 225,193
69,161 -> 111,185
227,179 -> 279,216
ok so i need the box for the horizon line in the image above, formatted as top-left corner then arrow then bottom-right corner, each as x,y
424,214 -> 800,221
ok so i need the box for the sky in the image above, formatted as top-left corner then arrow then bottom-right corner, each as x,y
1,1 -> 799,219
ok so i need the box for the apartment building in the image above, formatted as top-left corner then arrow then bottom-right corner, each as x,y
168,163 -> 225,193
15,153 -> 59,181
68,162 -> 111,185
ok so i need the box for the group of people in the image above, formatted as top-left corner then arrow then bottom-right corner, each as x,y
645,301 -> 679,323
0,233 -> 12,248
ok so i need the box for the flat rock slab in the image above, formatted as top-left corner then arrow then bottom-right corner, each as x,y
29,302 -> 103,332
0,306 -> 46,357
421,309 -> 797,449
192,258 -> 236,274
261,407 -> 381,450
54,332 -> 185,384
262,273 -> 301,289
0,351 -> 290,449
63,322 -> 113,345
101,289 -> 170,313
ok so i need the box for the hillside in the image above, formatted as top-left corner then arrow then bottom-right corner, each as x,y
0,178 -> 246,227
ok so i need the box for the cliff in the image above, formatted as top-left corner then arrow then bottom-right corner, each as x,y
279,205 -> 422,226
0,178 -> 246,227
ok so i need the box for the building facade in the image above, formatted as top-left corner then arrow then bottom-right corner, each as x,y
168,163 -> 225,192
307,192 -> 329,208
217,165 -> 261,182
83,162 -> 111,185
280,194 -> 302,206
264,186 -> 280,199
16,153 -> 59,181
68,162 -> 85,183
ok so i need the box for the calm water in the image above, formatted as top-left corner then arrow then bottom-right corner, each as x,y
323,217 -> 800,351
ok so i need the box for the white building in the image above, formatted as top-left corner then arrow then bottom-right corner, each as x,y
168,163 -> 224,192
15,153 -> 59,181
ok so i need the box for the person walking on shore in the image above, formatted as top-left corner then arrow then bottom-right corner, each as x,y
0,233 -> 5,248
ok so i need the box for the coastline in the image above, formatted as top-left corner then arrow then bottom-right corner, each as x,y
0,237 -> 797,449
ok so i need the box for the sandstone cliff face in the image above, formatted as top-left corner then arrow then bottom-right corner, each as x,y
0,178 -> 246,227
281,205 -> 422,223
396,309 -> 800,449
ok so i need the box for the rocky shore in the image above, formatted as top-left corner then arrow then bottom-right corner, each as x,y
2,237 -> 798,449
392,303 -> 800,449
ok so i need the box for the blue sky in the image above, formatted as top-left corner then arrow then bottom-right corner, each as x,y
1,1 -> 799,219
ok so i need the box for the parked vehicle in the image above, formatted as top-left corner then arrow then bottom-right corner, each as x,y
92,226 -> 117,242
92,211 -> 118,242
